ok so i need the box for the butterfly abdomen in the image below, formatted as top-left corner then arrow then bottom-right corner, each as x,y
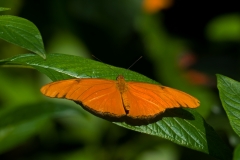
116,75 -> 128,93
116,75 -> 130,112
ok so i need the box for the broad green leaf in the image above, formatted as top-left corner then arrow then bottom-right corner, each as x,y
234,144 -> 240,160
217,74 -> 240,137
0,102 -> 81,153
0,53 -> 232,160
116,108 -> 232,160
0,15 -> 46,59
0,53 -> 156,83
0,8 -> 10,12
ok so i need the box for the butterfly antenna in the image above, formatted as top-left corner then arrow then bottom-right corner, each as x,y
92,55 -> 116,73
92,55 -> 104,63
127,56 -> 143,69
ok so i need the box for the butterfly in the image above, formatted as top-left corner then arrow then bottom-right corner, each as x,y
41,74 -> 200,121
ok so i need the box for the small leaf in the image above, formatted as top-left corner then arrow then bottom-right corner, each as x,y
0,53 -> 232,159
0,8 -> 10,12
217,74 -> 240,137
234,144 -> 240,160
0,15 -> 46,59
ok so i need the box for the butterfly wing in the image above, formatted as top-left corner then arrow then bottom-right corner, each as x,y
125,82 -> 200,119
41,79 -> 126,117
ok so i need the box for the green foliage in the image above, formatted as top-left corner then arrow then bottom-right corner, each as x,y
0,15 -> 46,58
0,102 -> 80,154
234,144 -> 240,160
217,74 -> 240,137
217,75 -> 240,159
0,53 -> 232,160
206,14 -> 240,42
0,3 -> 238,160
136,14 -> 215,118
0,53 -> 157,83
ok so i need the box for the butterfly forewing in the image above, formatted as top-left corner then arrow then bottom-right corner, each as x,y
41,79 -> 126,117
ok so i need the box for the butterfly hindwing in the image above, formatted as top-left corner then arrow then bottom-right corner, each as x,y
125,82 -> 199,118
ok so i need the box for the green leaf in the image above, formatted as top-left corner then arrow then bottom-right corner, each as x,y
0,53 -> 156,83
0,8 -> 10,12
217,74 -> 240,137
116,109 -> 232,160
234,144 -> 240,160
0,53 -> 232,160
0,102 -> 81,154
0,15 -> 46,59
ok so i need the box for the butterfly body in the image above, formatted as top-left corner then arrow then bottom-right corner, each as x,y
41,75 -> 199,120
116,75 -> 130,112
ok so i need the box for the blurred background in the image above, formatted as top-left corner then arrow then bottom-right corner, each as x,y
0,0 -> 240,159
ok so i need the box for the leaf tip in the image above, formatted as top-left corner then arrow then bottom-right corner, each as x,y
41,54 -> 46,59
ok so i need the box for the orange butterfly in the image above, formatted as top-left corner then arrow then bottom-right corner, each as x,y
41,74 -> 200,121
